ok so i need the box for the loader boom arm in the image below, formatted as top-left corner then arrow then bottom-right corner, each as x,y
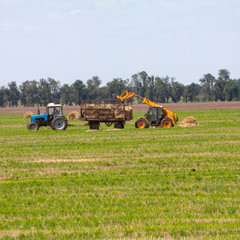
117,91 -> 160,107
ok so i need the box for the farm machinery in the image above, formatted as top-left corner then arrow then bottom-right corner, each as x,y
80,99 -> 133,130
27,92 -> 177,130
117,91 -> 178,128
27,103 -> 67,130
27,101 -> 133,131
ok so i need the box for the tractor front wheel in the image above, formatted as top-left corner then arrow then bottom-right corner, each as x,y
161,118 -> 173,128
51,117 -> 67,130
27,122 -> 39,130
135,118 -> 149,129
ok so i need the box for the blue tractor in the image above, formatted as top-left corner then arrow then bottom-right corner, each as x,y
27,103 -> 68,130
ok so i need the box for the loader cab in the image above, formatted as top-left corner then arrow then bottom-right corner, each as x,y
146,107 -> 165,126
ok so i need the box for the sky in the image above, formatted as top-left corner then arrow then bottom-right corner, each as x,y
0,0 -> 240,87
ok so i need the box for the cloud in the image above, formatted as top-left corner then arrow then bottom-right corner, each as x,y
24,23 -> 35,31
48,11 -> 61,20
0,20 -> 11,27
69,9 -> 82,16
2,0 -> 19,3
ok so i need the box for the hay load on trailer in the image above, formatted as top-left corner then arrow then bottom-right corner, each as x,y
80,100 -> 133,129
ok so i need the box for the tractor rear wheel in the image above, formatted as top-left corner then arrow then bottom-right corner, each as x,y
27,122 -> 39,130
161,118 -> 173,128
51,117 -> 67,130
114,122 -> 124,129
135,118 -> 149,129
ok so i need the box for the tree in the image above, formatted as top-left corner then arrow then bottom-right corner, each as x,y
223,80 -> 238,101
218,69 -> 230,82
60,84 -> 72,105
0,87 -> 8,107
145,75 -> 155,101
184,83 -> 201,102
48,78 -> 61,103
8,81 -> 20,106
97,86 -> 108,100
155,76 -> 172,103
199,73 -> 216,101
214,69 -> 230,101
171,80 -> 185,103
19,80 -> 39,106
155,77 -> 166,102
106,78 -> 127,99
38,79 -> 51,106
71,80 -> 87,104
237,79 -> 240,100
130,71 -> 150,98
86,76 -> 102,100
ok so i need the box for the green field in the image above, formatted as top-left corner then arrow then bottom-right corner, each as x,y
1,110 -> 240,239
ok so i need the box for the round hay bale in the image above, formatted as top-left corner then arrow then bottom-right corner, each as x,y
24,111 -> 34,119
178,116 -> 199,127
68,111 -> 80,120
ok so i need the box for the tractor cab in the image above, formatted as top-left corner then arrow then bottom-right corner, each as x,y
146,107 -> 165,126
47,103 -> 63,116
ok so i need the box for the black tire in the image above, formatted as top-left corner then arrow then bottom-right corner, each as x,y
27,122 -> 39,131
135,118 -> 149,129
90,122 -> 99,130
114,122 -> 124,129
51,117 -> 67,130
161,118 -> 173,128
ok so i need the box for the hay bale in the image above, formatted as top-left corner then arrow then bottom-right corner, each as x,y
105,104 -> 113,109
178,116 -> 199,127
125,106 -> 133,120
68,111 -> 80,119
24,111 -> 34,119
81,104 -> 132,120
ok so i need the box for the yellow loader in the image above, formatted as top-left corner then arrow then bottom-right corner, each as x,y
117,91 -> 178,128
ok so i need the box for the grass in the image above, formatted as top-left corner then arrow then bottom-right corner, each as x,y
0,110 -> 240,239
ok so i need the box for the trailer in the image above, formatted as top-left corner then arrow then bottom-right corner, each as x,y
80,99 -> 133,129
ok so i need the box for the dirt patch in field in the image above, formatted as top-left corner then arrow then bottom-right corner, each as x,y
0,176 -> 14,180
30,158 -> 102,163
1,101 -> 240,115
105,129 -> 123,131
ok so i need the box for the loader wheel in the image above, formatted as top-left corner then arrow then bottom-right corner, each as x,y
114,122 -> 124,129
51,117 -> 67,130
27,122 -> 39,130
135,118 -> 149,129
161,118 -> 173,128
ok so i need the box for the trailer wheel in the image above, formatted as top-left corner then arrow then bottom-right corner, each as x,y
114,122 -> 124,129
161,118 -> 173,128
51,117 -> 67,130
90,122 -> 99,130
27,122 -> 39,130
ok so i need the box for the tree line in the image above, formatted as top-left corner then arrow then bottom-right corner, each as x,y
0,69 -> 240,107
